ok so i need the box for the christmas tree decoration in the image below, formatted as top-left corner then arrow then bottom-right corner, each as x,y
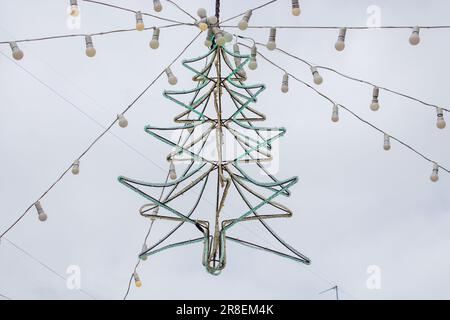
119,34 -> 310,275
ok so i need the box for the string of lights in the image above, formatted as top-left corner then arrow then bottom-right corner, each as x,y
237,41 -> 450,178
0,24 -> 185,45
223,24 -> 450,30
0,32 -> 202,240
247,40 -> 450,113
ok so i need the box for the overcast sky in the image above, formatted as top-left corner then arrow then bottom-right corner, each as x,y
1,0 -> 450,300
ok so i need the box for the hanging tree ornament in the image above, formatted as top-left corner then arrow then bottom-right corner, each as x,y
119,29 -> 310,275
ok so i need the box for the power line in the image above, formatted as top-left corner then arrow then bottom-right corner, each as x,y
0,32 -> 202,240
238,41 -> 450,175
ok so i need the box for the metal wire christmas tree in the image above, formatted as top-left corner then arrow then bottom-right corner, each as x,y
118,33 -> 310,276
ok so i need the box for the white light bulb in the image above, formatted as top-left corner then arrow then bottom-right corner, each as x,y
133,272 -> 142,287
430,163 -> 439,182
197,8 -> 207,19
383,133 -> 391,151
70,0 -> 79,17
335,28 -> 347,51
331,104 -> 339,122
10,42 -> 24,60
233,44 -> 247,81
370,87 -> 380,111
291,0 -> 301,16
149,28 -> 160,49
238,10 -> 252,31
436,107 -> 446,129
135,11 -> 145,31
224,32 -> 233,43
169,161 -> 177,180
204,28 -> 213,47
71,160 -> 80,175
35,201 -> 47,222
248,45 -> 258,70
140,244 -> 148,261
281,73 -> 289,93
266,28 -> 277,51
310,66 -> 323,85
165,67 -> 177,85
118,114 -> 128,128
409,26 -> 420,46
213,28 -> 226,46
207,16 -> 218,25
153,0 -> 162,12
84,35 -> 96,57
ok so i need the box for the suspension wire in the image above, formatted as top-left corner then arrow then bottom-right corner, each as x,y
238,42 -> 450,174
223,25 -> 450,30
219,0 -> 278,24
81,0 -> 193,25
0,32 -> 202,241
250,40 -> 450,113
166,0 -> 197,21
2,237 -> 96,299
0,293 -> 12,300
0,24 -> 186,45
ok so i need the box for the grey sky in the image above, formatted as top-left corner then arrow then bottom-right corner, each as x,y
1,0 -> 450,300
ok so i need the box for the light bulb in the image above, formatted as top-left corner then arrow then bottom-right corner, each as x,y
430,163 -> 439,182
198,20 -> 208,32
153,0 -> 162,12
204,28 -> 213,47
149,28 -> 160,49
310,66 -> 323,85
118,114 -> 128,128
71,160 -> 80,175
207,16 -> 218,25
84,35 -> 96,57
169,161 -> 177,180
266,28 -> 277,51
165,67 -> 178,85
197,8 -> 207,19
238,10 -> 252,31
281,73 -> 289,93
436,107 -> 446,129
135,11 -> 145,31
233,44 -> 247,81
224,32 -> 233,43
133,272 -> 142,287
248,45 -> 258,70
140,244 -> 148,261
370,87 -> 380,111
9,42 -> 24,60
213,28 -> 226,46
335,28 -> 347,51
69,0 -> 79,17
233,43 -> 242,66
35,201 -> 47,222
291,0 -> 301,16
409,26 -> 420,46
383,133 -> 391,151
331,104 -> 339,122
